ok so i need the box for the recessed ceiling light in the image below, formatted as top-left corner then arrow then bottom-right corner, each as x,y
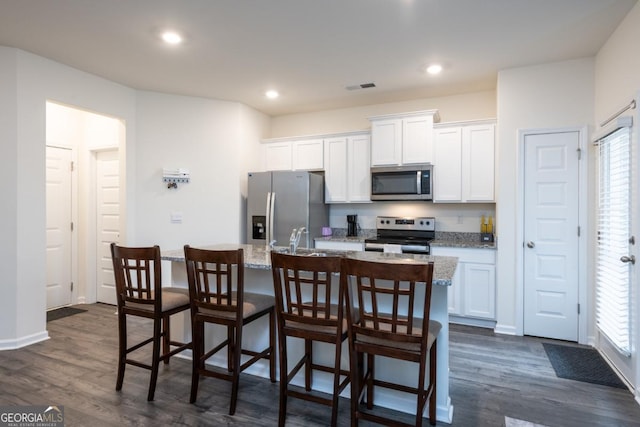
265,90 -> 279,99
161,31 -> 183,45
426,64 -> 443,75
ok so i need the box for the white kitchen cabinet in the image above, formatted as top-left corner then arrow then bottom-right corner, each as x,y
433,127 -> 462,201
430,246 -> 496,324
293,138 -> 324,170
263,138 -> 324,171
314,240 -> 364,251
433,120 -> 495,203
369,110 -> 439,166
324,132 -> 370,203
463,262 -> 495,319
264,141 -> 293,171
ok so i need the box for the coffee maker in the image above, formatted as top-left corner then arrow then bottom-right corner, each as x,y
347,214 -> 358,237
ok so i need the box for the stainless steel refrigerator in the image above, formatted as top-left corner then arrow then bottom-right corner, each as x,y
247,171 -> 328,249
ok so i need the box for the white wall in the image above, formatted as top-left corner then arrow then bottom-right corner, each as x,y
270,90 -> 496,138
0,47 -> 19,344
0,47 -> 136,349
496,58 -> 595,335
133,92 -> 268,250
595,3 -> 640,123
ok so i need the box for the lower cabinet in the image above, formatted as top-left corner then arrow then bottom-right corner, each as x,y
430,247 -> 496,325
314,240 -> 365,251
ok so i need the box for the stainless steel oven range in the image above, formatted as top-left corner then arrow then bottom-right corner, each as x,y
364,216 -> 435,254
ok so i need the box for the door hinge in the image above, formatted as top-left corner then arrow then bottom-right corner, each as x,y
70,282 -> 74,292
576,148 -> 582,160
577,303 -> 580,314
70,161 -> 74,172
70,222 -> 74,231
577,226 -> 581,237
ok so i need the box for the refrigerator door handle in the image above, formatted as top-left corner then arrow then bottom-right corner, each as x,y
266,192 -> 272,244
269,192 -> 276,245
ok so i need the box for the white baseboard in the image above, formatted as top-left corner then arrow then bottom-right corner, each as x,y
494,323 -> 517,335
0,330 -> 49,350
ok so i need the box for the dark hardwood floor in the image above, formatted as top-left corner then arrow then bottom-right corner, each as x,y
1,303 -> 639,426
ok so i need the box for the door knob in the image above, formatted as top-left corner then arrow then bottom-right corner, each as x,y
526,241 -> 535,248
620,255 -> 636,264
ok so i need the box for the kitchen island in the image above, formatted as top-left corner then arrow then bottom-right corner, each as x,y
162,244 -> 457,424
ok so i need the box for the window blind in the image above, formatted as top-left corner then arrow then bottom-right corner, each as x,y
595,126 -> 632,356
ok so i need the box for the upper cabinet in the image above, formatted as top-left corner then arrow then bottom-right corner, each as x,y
263,138 -> 324,171
433,120 -> 496,203
369,110 -> 440,166
324,132 -> 371,203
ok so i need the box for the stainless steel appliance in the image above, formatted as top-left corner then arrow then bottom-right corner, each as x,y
347,214 -> 358,237
370,164 -> 433,201
247,171 -> 328,249
364,216 -> 435,254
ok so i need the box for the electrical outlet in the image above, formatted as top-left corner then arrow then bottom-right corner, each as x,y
170,212 -> 183,224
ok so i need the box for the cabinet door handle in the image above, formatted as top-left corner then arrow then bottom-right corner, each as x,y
526,241 -> 535,249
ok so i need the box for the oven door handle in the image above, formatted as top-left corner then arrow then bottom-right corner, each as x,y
400,244 -> 429,254
364,242 -> 385,252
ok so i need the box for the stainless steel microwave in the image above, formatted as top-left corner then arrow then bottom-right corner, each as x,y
371,165 -> 433,201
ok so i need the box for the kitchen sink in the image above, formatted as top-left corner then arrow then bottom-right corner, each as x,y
272,247 -> 345,257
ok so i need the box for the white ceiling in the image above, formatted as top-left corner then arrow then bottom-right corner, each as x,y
0,0 -> 636,116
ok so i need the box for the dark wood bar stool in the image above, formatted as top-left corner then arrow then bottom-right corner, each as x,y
270,251 -> 356,427
110,243 -> 192,401
184,246 -> 276,415
341,257 -> 440,427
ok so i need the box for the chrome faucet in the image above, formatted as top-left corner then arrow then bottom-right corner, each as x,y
289,227 -> 307,254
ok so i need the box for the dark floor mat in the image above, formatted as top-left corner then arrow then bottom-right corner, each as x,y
543,342 -> 627,389
47,306 -> 88,322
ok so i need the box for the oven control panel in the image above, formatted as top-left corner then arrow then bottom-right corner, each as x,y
376,216 -> 435,231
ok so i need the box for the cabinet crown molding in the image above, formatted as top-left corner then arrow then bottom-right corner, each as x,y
262,129 -> 369,144
367,109 -> 440,123
434,118 -> 496,128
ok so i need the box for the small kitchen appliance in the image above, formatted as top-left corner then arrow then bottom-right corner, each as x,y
370,164 -> 433,201
347,214 -> 358,237
364,216 -> 435,254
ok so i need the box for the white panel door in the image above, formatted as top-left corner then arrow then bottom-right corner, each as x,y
96,150 -> 120,305
523,131 -> 580,341
46,146 -> 72,309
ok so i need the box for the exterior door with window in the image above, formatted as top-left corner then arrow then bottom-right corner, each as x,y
595,122 -> 636,388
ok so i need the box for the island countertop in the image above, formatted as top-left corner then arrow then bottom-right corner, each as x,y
161,243 -> 457,286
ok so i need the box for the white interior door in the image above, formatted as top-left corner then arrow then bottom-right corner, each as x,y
96,150 -> 120,305
523,131 -> 580,341
46,146 -> 73,309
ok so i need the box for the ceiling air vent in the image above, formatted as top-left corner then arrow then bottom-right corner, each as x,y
346,82 -> 376,91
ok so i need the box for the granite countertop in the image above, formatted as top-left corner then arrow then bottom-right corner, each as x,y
161,243 -> 457,286
314,231 -> 497,249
